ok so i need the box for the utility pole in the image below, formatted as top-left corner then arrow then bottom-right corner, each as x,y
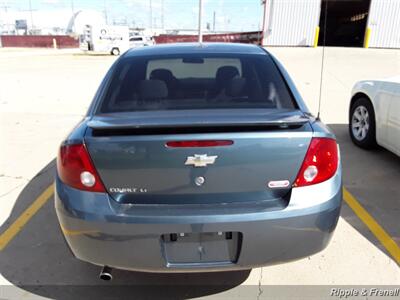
0,2 -> 10,14
0,2 -> 11,33
149,0 -> 153,32
70,0 -> 75,15
213,11 -> 216,32
161,0 -> 164,30
103,0 -> 108,25
198,0 -> 203,42
260,0 -> 269,46
0,3 -> 8,14
28,0 -> 34,32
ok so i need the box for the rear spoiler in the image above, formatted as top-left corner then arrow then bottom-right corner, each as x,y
88,110 -> 310,130
87,110 -> 310,136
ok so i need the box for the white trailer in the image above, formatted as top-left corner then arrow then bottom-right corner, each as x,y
80,25 -> 130,55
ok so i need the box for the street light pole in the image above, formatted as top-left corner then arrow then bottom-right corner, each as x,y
70,0 -> 75,15
149,0 -> 153,32
103,0 -> 108,25
161,0 -> 164,30
198,0 -> 203,43
260,0 -> 269,46
28,0 -> 34,32
213,11 -> 216,32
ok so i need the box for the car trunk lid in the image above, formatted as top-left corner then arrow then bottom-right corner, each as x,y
84,109 -> 313,205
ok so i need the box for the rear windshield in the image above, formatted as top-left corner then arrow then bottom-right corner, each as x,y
98,53 -> 296,113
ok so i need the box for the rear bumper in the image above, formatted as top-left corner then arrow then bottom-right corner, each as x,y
55,167 -> 342,272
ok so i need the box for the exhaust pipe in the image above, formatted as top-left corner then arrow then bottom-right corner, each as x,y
99,266 -> 113,281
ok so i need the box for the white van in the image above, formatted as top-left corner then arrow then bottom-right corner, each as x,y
129,35 -> 155,48
80,25 -> 130,55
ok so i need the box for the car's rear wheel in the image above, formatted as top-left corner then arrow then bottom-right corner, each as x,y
349,97 -> 377,149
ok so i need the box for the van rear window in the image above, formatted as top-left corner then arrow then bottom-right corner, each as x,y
98,53 -> 296,113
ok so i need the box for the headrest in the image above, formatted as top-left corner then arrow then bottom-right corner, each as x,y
150,69 -> 174,81
226,78 -> 247,97
216,66 -> 240,86
138,80 -> 168,100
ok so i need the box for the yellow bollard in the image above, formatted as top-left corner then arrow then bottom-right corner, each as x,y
364,27 -> 371,48
53,38 -> 57,49
313,26 -> 320,48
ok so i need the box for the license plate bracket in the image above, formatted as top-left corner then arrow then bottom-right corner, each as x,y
162,232 -> 242,265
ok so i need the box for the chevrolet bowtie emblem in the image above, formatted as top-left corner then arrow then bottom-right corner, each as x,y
185,154 -> 218,167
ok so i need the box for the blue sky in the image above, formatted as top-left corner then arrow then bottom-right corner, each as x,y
2,0 -> 264,31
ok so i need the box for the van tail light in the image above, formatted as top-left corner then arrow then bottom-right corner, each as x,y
293,138 -> 338,187
57,143 -> 106,192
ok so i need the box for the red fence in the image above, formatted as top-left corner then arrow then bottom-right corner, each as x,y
0,35 -> 78,48
1,32 -> 261,48
155,31 -> 263,45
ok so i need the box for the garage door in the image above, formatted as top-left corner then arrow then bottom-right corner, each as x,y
367,0 -> 400,48
262,0 -> 321,46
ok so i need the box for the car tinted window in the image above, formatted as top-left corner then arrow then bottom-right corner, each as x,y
98,53 -> 296,113
146,58 -> 242,79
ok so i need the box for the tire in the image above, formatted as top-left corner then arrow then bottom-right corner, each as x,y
111,48 -> 120,56
349,97 -> 377,149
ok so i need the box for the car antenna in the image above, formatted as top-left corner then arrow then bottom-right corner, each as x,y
317,0 -> 328,121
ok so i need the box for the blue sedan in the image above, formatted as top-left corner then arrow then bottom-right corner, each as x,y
55,43 -> 342,279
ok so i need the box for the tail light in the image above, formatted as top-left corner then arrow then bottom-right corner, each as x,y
57,143 -> 106,192
293,138 -> 338,187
